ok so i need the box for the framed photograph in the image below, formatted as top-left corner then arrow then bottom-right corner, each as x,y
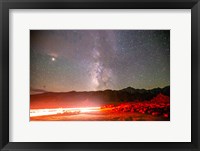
30,29 -> 170,122
0,0 -> 199,150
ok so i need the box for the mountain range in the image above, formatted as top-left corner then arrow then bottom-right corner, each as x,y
30,86 -> 170,109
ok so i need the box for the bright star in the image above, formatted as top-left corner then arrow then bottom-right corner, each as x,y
51,57 -> 56,61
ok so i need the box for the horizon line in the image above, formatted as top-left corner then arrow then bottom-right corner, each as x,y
30,85 -> 170,95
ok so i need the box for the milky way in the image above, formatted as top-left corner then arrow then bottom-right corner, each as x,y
30,30 -> 170,93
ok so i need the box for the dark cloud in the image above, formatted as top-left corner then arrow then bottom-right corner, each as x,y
30,87 -> 49,95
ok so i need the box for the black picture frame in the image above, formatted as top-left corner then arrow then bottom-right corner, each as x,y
0,0 -> 199,150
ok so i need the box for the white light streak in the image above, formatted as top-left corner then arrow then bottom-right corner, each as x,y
30,107 -> 101,117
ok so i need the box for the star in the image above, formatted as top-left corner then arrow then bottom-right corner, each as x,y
51,57 -> 56,61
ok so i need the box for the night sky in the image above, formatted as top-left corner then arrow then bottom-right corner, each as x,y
30,30 -> 170,93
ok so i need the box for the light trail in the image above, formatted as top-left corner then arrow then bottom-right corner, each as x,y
30,107 -> 101,117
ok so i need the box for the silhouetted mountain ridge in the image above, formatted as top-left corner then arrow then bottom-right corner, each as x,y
30,86 -> 170,109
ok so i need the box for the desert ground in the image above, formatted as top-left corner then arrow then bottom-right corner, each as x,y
30,94 -> 170,121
